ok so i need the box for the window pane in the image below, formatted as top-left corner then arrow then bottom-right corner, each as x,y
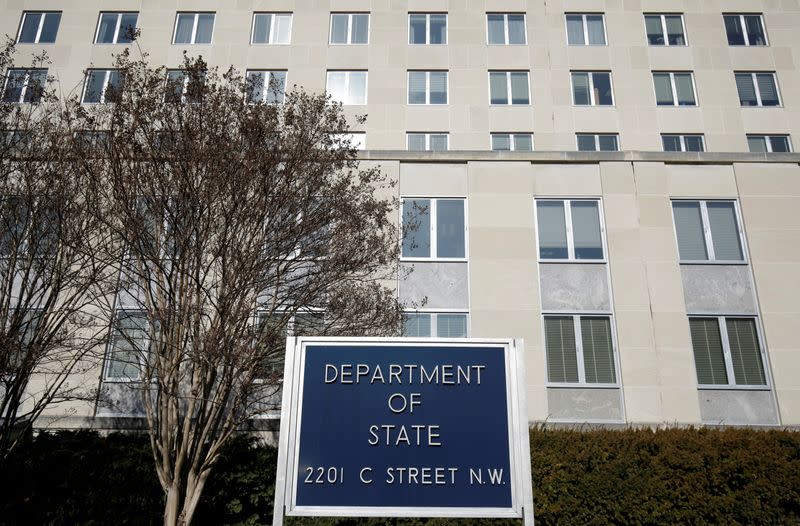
347,71 -> 367,104
253,14 -> 271,43
351,14 -> 369,44
707,202 -> 743,261
195,14 -> 214,43
725,16 -> 745,45
769,136 -> 790,153
246,72 -> 265,102
735,74 -> 757,105
673,202 -> 708,260
24,70 -> 46,103
83,71 -> 105,103
430,14 -> 447,44
514,134 -> 533,151
510,72 -> 529,104
492,134 -> 511,151
105,70 -> 122,102
545,317 -> 579,383
409,14 -> 426,44
747,136 -> 767,153
429,72 -> 447,104
429,134 -> 448,151
274,14 -> 292,43
408,71 -> 426,104
118,13 -> 138,43
489,72 -> 508,104
726,318 -> 766,385
597,135 -> 618,151
19,13 -> 41,43
97,13 -> 118,43
756,74 -> 779,106
685,136 -> 705,152
586,15 -> 605,45
437,199 -> 465,258
592,72 -> 613,105
645,15 -> 664,45
39,12 -> 61,43
326,72 -> 346,103
266,71 -> 286,104
571,201 -> 603,259
487,14 -> 505,44
744,15 -> 766,45
577,135 -> 596,151
537,201 -> 568,259
331,14 -> 348,43
581,317 -> 615,383
402,199 -> 430,257
653,73 -> 674,105
508,15 -> 526,44
566,15 -> 584,45
165,70 -> 185,102
437,314 -> 467,338
689,318 -> 728,385
674,73 -> 696,105
402,313 -> 431,337
0,197 -> 27,255
108,313 -> 148,380
662,136 -> 682,151
407,134 -> 425,151
665,16 -> 685,45
572,72 -> 590,104
174,14 -> 194,43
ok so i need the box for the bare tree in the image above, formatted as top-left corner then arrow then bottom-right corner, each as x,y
73,50 -> 402,525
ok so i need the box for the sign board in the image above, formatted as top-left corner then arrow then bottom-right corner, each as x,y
272,338 -> 533,525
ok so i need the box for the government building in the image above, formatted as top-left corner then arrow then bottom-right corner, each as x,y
2,1 -> 799,428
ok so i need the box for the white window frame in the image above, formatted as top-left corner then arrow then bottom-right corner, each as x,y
542,313 -> 621,388
570,71 -> 614,106
407,70 -> 449,105
250,12 -> 292,45
488,71 -> 530,106
94,12 -> 138,44
408,13 -> 448,45
534,198 -> 607,263
671,199 -> 748,264
103,309 -> 149,383
652,71 -> 698,106
643,13 -> 687,46
564,13 -> 607,46
325,70 -> 368,105
400,196 -> 468,262
486,13 -> 527,45
81,69 -> 121,104
575,134 -> 619,152
490,133 -> 534,151
1,69 -> 47,104
402,310 -> 470,338
724,14 -> 768,46
406,132 -> 449,151
16,11 -> 60,44
172,12 -> 215,45
689,315 -> 770,390
747,134 -> 792,153
735,72 -> 781,107
329,13 -> 370,45
245,70 -> 287,104
662,134 -> 705,152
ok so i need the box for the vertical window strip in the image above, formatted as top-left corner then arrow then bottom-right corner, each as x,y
545,317 -> 579,383
726,318 -> 766,385
689,318 -> 728,385
581,317 -> 616,384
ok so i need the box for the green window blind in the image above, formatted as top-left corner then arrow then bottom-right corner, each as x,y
545,317 -> 578,383
726,318 -> 766,385
581,317 -> 616,383
689,318 -> 728,385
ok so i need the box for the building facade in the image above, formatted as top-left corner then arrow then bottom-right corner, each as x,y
2,0 -> 800,427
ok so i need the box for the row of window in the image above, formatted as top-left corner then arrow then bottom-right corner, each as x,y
16,11 -> 771,48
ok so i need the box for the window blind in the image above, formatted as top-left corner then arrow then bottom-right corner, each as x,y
735,74 -> 757,105
572,72 -> 590,104
351,14 -> 369,44
571,201 -> 603,259
490,72 -> 508,104
507,15 -> 525,44
645,16 -> 664,45
407,134 -> 426,151
665,16 -> 685,45
429,134 -> 448,151
653,73 -> 673,105
545,317 -> 579,383
429,14 -> 447,44
436,199 -> 465,258
672,202 -> 708,260
674,73 -> 695,105
689,318 -> 728,385
437,314 -> 467,338
402,313 -> 431,337
747,136 -> 767,152
408,71 -> 426,103
586,15 -> 605,44
707,202 -> 743,261
726,318 -> 766,385
429,72 -> 447,104
566,15 -> 584,45
510,72 -> 529,104
487,14 -> 505,44
581,317 -> 616,383
514,134 -> 533,151
756,74 -> 778,106
492,134 -> 511,151
537,201 -> 568,259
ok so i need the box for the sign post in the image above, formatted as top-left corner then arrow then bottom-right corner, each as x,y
272,337 -> 533,525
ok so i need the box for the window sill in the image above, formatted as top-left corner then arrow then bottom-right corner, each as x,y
679,260 -> 748,265
250,42 -> 291,46
400,258 -> 468,263
697,385 -> 771,391
572,104 -> 616,108
487,43 -> 528,46
547,383 -> 620,389
329,43 -> 370,46
408,43 -> 448,46
538,258 -> 607,264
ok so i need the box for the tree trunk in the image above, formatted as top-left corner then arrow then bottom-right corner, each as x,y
163,480 -> 184,526
163,473 -> 209,526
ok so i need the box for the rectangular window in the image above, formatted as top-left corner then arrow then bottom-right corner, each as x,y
402,312 -> 468,338
95,12 -> 138,44
1,69 -> 47,103
409,13 -> 447,45
401,198 -> 466,259
489,71 -> 530,105
565,13 -> 606,45
326,71 -> 367,105
491,133 -> 533,151
672,200 -> 745,262
81,69 -> 123,104
104,311 -> 149,381
408,71 -> 448,105
330,132 -> 366,150
486,13 -> 526,45
724,14 -> 767,46
536,199 -> 604,260
251,13 -> 292,44
689,317 -> 767,387
576,134 -> 619,152
164,70 -> 206,103
173,12 -> 215,44
571,71 -> 613,106
407,133 -> 448,151
662,134 -> 705,152
246,70 -> 286,104
653,72 -> 697,106
544,315 -> 617,385
1,130 -> 31,153
644,14 -> 686,46
330,13 -> 369,44
17,11 -> 61,44
747,135 -> 791,153
735,72 -> 780,107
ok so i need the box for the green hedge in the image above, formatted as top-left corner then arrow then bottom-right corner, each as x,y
1,428 -> 798,525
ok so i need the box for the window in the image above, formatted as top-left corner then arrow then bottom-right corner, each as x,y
164,70 -> 205,103
401,198 -> 465,259
576,134 -> 619,152
326,71 -> 367,105
662,134 -> 705,152
689,317 -> 767,387
644,14 -> 686,46
2,69 -> 47,103
544,315 -> 617,385
74,130 -> 110,151
408,71 -> 448,105
653,72 -> 697,106
724,14 -> 767,46
1,130 -> 31,153
409,13 -> 447,44
256,311 -> 323,379
487,13 -> 526,45
735,72 -> 780,107
747,135 -> 791,153
536,200 -> 604,260
407,133 -> 448,151
330,13 -> 369,44
672,200 -> 744,262
491,133 -> 533,151
173,12 -> 215,44
565,13 -> 606,45
81,69 -> 123,104
402,312 -> 468,338
252,13 -> 292,44
571,71 -> 613,106
330,133 -> 366,150
17,12 -> 61,44
489,71 -> 530,105
95,12 -> 138,44
104,311 -> 149,381
246,70 -> 286,104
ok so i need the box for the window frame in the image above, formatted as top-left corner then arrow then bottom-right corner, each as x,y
329,12 -> 370,45
406,132 -> 449,151
16,11 -> 61,44
662,134 -> 706,152
172,12 -> 215,45
402,310 -> 470,338
643,13 -> 687,46
400,196 -> 468,262
94,12 -> 139,44
488,70 -> 531,106
575,133 -> 619,152
724,13 -> 768,46
490,133 -> 534,151
570,71 -> 614,106
325,70 -> 368,105
407,70 -> 449,105
652,71 -> 698,107
486,13 -> 527,45
534,198 -> 607,263
735,72 -> 781,107
1,68 -> 47,104
250,12 -> 293,45
747,134 -> 792,153
81,69 -> 122,104
564,13 -> 607,46
671,199 -> 748,264
408,12 -> 448,45
542,313 -> 621,388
